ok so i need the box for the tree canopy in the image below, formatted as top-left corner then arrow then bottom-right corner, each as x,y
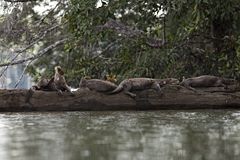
0,0 -> 240,87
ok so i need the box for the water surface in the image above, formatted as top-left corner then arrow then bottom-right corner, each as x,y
0,110 -> 240,160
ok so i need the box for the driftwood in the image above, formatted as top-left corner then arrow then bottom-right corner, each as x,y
1,85 -> 240,112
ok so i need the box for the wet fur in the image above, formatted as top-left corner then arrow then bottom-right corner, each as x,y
54,66 -> 72,94
79,78 -> 117,92
32,77 -> 57,91
180,75 -> 236,91
26,77 -> 57,103
110,78 -> 162,98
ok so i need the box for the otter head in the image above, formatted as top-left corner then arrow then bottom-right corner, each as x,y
55,66 -> 64,75
106,74 -> 117,83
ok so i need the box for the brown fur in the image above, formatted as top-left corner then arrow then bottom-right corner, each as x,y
110,78 -> 162,98
26,67 -> 73,103
26,77 -> 57,103
180,75 -> 236,91
32,77 -> 56,91
54,66 -> 73,94
79,78 -> 117,92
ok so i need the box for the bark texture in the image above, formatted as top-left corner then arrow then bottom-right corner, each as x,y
1,85 -> 240,112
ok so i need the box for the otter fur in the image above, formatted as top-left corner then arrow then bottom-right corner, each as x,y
110,78 -> 162,98
26,77 -> 57,103
79,78 -> 117,92
32,78 -> 49,90
54,66 -> 73,94
25,66 -> 73,103
32,77 -> 57,91
155,78 -> 180,86
180,75 -> 236,91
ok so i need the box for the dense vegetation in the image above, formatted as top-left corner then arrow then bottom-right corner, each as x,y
1,0 -> 240,86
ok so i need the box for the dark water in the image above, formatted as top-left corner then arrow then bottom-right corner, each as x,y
0,110 -> 240,160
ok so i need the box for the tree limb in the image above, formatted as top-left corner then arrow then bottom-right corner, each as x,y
0,23 -> 65,78
0,38 -> 68,67
36,0 -> 63,26
14,60 -> 32,88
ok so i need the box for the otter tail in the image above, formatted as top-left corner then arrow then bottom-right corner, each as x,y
179,81 -> 185,86
108,84 -> 123,94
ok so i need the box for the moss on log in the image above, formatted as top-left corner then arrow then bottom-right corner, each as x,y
1,85 -> 240,111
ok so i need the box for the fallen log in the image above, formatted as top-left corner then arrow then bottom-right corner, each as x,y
1,85 -> 240,111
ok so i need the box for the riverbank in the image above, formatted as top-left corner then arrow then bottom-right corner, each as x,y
1,85 -> 240,111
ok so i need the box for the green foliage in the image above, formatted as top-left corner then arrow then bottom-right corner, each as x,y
4,0 -> 240,85
60,0 -> 240,84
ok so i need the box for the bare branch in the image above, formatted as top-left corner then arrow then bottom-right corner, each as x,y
0,38 -> 68,67
0,24 -> 64,77
36,0 -> 63,26
29,23 -> 65,45
100,39 -> 122,54
14,60 -> 32,88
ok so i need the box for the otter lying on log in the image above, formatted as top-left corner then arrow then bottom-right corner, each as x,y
25,77 -> 57,103
26,66 -> 73,103
79,78 -> 117,92
110,78 -> 162,98
180,75 -> 236,91
31,66 -> 73,94
32,77 -> 56,91
110,78 -> 180,98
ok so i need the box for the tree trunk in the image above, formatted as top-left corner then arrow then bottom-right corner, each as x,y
1,85 -> 240,112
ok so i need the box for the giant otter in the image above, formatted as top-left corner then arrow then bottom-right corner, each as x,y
180,75 -> 236,91
25,77 -> 57,103
79,78 -> 117,92
25,66 -> 73,103
32,77 -> 56,91
110,78 -> 162,98
54,66 -> 73,94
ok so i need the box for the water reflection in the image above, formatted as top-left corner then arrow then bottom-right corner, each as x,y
0,110 -> 240,160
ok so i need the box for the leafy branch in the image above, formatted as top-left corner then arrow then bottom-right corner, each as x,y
97,19 -> 166,48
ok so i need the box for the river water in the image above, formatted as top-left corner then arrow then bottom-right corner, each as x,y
0,110 -> 240,160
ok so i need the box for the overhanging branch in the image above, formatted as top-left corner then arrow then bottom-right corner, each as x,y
0,24 -> 65,77
0,38 -> 68,67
